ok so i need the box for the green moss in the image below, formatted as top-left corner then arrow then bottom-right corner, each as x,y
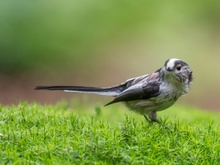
0,102 -> 219,164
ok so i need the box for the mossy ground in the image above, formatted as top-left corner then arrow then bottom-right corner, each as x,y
0,102 -> 219,164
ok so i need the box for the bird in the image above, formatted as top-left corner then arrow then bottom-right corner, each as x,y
35,58 -> 193,122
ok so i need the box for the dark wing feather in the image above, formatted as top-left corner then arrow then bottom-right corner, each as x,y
105,82 -> 160,106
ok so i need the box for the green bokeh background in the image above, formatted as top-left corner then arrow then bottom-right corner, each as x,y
0,0 -> 220,109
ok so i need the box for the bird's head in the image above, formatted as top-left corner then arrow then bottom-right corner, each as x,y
163,58 -> 193,84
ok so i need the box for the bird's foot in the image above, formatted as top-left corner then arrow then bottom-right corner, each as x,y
143,115 -> 159,124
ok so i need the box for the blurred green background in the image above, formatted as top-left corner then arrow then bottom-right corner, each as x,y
0,0 -> 220,110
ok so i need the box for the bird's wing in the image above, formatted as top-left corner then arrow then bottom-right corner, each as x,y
105,81 -> 160,106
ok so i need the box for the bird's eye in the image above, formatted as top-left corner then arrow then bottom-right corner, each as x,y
176,64 -> 182,71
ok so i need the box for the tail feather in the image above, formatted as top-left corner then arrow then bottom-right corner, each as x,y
35,85 -> 126,96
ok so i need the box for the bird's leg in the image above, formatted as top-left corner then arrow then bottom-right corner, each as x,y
144,115 -> 150,122
148,111 -> 159,123
143,112 -> 159,123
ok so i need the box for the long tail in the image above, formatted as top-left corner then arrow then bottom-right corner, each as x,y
34,85 -> 126,96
